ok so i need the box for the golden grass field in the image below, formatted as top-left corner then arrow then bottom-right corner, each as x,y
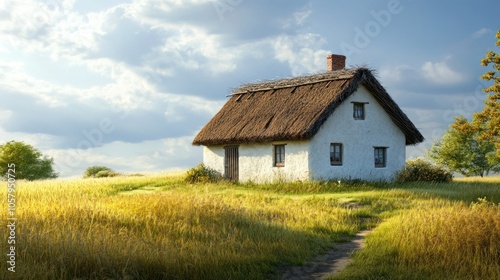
1,174 -> 499,279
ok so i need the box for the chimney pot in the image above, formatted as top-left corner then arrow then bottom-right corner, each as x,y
327,54 -> 346,71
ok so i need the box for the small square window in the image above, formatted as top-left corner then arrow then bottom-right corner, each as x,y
274,145 -> 285,167
374,147 -> 387,168
330,143 -> 343,166
353,103 -> 365,120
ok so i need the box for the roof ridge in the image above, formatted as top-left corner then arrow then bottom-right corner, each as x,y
228,76 -> 352,96
231,67 -> 364,95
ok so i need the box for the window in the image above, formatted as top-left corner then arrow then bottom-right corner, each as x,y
353,103 -> 365,120
274,145 -> 285,167
374,147 -> 387,168
330,143 -> 343,166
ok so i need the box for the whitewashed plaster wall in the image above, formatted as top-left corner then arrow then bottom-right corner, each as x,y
238,141 -> 309,183
203,141 -> 309,183
203,146 -> 225,175
308,85 -> 406,181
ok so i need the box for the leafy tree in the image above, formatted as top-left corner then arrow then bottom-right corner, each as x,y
474,29 -> 500,156
428,116 -> 500,177
430,30 -> 500,176
0,140 -> 58,180
83,165 -> 118,178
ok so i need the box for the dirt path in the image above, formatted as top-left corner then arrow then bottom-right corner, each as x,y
277,229 -> 372,280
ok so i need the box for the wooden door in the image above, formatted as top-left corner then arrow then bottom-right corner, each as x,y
224,146 -> 239,181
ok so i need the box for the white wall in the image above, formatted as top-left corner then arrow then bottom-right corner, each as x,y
308,85 -> 406,181
203,141 -> 309,183
239,141 -> 309,183
203,146 -> 225,175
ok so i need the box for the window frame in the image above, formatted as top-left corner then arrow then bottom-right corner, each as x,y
374,147 -> 387,168
273,144 -> 286,167
352,102 -> 366,120
330,143 -> 343,166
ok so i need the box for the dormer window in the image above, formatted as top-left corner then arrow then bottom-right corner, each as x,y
353,102 -> 367,120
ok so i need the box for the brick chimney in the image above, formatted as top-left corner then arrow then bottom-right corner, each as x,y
326,54 -> 346,71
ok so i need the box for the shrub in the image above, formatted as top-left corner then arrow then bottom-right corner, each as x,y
95,170 -> 120,178
83,166 -> 118,178
395,158 -> 453,183
185,164 -> 222,183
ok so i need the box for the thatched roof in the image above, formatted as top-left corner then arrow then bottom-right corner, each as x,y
193,68 -> 424,146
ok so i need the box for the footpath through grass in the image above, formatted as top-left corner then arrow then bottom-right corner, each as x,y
0,174 -> 499,279
331,177 -> 500,280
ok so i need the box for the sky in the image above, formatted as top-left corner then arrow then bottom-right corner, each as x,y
0,0 -> 499,178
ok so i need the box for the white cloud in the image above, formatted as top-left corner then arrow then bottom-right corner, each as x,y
293,6 -> 312,26
273,33 -> 329,75
379,64 -> 414,84
278,4 -> 312,29
159,25 -> 239,73
421,60 -> 464,85
0,43 -> 223,149
0,57 -> 149,111
48,10 -> 107,56
0,0 -> 55,38
162,94 -> 223,122
0,0 -> 98,56
0,110 -> 12,120
127,0 -> 213,15
0,60 -> 70,107
0,1 -> 227,120
123,1 -> 245,75
0,126 -> 63,152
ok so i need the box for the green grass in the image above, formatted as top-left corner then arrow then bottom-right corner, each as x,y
331,177 -> 500,280
1,175 -> 499,279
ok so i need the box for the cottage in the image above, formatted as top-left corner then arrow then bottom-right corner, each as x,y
193,54 -> 424,182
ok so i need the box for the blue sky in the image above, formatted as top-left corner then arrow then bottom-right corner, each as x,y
0,0 -> 499,177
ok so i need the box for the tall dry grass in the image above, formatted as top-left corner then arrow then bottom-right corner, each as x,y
390,200 -> 500,278
2,174 -> 499,279
332,181 -> 500,280
0,174 -> 374,280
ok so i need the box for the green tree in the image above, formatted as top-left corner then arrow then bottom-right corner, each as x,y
0,141 -> 58,180
474,29 -> 500,156
83,165 -> 117,178
428,116 -> 500,177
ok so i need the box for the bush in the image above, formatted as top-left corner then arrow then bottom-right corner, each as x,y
185,164 -> 222,183
395,158 -> 453,183
83,166 -> 118,178
95,170 -> 120,178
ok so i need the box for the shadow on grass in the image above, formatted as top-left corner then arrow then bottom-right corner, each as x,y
393,181 -> 500,203
3,199 -> 359,280
227,180 -> 394,195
